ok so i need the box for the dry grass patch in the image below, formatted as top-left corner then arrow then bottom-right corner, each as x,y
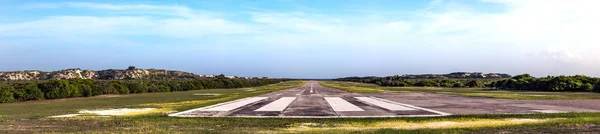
266,118 -> 562,133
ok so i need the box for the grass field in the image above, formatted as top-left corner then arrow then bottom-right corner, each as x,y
319,81 -> 600,100
2,80 -> 600,133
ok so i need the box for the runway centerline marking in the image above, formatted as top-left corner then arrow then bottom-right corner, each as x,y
201,97 -> 268,111
255,97 -> 297,111
325,97 -> 364,111
355,97 -> 416,111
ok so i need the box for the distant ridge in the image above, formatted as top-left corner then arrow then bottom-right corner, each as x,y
347,72 -> 512,79
0,66 -> 249,81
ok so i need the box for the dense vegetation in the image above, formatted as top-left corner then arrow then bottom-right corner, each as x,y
336,74 -> 600,92
0,77 -> 287,103
335,76 -> 501,88
491,74 -> 600,92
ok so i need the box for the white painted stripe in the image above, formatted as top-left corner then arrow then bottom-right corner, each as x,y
169,97 -> 258,116
201,97 -> 268,111
355,97 -> 416,111
531,110 -> 566,113
368,97 -> 452,116
255,97 -> 297,111
325,97 -> 364,111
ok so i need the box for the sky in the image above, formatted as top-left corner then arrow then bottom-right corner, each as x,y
1,0 -> 599,78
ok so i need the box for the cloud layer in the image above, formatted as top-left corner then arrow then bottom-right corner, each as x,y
1,0 -> 599,78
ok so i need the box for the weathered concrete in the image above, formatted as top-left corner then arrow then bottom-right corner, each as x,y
170,81 -> 600,118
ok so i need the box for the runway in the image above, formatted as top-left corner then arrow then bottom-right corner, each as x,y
170,81 -> 450,117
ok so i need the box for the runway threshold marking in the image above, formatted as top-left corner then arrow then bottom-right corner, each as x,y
355,97 -> 416,111
201,97 -> 268,111
255,97 -> 297,111
368,97 -> 452,116
325,97 -> 364,111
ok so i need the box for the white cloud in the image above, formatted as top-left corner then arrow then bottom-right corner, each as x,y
1,3 -> 250,39
3,1 -> 600,76
541,47 -> 583,63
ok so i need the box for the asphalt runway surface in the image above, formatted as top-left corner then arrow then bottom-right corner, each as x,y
170,81 -> 600,118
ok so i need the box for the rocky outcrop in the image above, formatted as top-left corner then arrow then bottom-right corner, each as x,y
0,67 -> 204,81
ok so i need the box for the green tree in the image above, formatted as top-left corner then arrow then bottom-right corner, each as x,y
0,84 -> 16,103
181,81 -> 196,91
127,82 -> 148,94
68,84 -> 81,97
23,83 -> 44,100
581,83 -> 594,91
78,84 -> 93,97
453,82 -> 464,87
110,81 -> 130,94
466,80 -> 481,88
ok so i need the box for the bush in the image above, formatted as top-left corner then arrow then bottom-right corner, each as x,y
68,84 -> 81,97
415,80 -> 438,87
40,80 -> 72,99
98,83 -> 118,95
169,82 -> 183,92
582,83 -> 594,91
181,81 -> 196,91
110,81 -> 130,94
158,85 -> 171,92
148,84 -> 160,92
0,84 -> 16,103
127,82 -> 147,94
19,83 -> 44,100
453,82 -> 464,88
78,84 -> 93,97
466,80 -> 481,88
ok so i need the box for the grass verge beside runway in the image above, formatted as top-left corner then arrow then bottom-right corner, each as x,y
3,110 -> 600,133
0,81 -> 305,120
319,81 -> 385,93
320,81 -> 600,100
3,80 -> 600,133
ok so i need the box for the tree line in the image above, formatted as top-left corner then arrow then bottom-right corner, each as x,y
336,74 -> 600,92
335,76 -> 500,88
491,74 -> 600,92
0,78 -> 287,103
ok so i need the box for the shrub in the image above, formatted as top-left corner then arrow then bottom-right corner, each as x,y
68,84 -> 81,97
0,84 -> 16,103
127,82 -> 147,94
18,83 -> 44,100
181,81 -> 196,91
98,83 -> 118,95
169,82 -> 183,92
453,82 -> 465,88
466,80 -> 481,88
148,84 -> 160,92
78,84 -> 93,97
110,82 -> 129,94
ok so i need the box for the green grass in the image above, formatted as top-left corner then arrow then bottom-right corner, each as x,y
3,111 -> 600,133
319,81 -> 385,93
3,80 -> 600,133
0,81 -> 305,119
320,81 -> 600,100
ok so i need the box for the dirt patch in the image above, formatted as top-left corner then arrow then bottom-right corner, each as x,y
193,93 -> 221,96
79,108 -> 156,116
48,108 -> 157,118
48,114 -> 81,118
96,95 -> 123,98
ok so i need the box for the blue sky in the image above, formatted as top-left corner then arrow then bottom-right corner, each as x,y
1,0 -> 599,78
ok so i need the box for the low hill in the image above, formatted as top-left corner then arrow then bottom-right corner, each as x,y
0,66 -> 229,81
